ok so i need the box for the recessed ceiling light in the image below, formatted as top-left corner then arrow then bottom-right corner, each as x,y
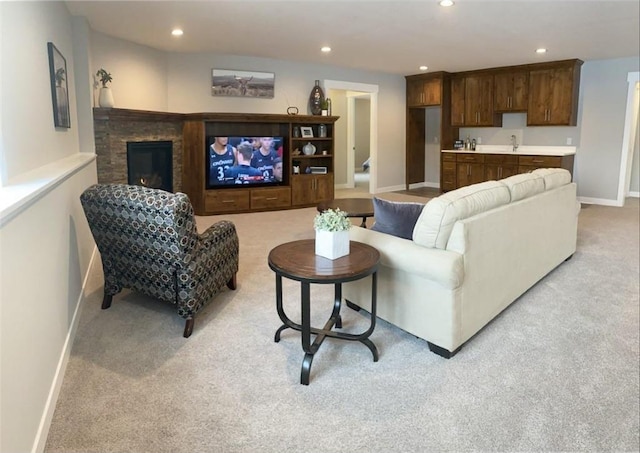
536,48 -> 547,54
419,66 -> 429,71
171,29 -> 183,36
439,0 -> 454,6
321,46 -> 331,53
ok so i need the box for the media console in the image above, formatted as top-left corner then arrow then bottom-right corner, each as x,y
182,113 -> 339,215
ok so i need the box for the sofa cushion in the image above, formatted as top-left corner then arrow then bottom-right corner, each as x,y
370,197 -> 426,240
500,173 -> 545,202
532,168 -> 572,190
413,181 -> 511,249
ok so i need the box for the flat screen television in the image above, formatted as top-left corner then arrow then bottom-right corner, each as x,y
206,136 -> 285,189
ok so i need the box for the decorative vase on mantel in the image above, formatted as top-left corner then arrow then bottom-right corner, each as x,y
98,87 -> 115,108
308,80 -> 324,116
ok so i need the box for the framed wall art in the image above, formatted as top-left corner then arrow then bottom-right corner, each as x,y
47,42 -> 70,128
211,69 -> 275,98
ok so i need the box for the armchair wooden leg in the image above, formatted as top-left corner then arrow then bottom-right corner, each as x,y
183,317 -> 194,338
226,273 -> 237,290
102,294 -> 113,309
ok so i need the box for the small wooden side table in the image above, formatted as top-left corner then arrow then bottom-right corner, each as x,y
317,198 -> 374,228
268,239 -> 380,385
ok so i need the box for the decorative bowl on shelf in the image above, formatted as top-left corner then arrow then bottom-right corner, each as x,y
302,142 -> 316,156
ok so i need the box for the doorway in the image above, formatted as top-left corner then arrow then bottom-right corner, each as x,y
617,72 -> 639,205
323,80 -> 378,195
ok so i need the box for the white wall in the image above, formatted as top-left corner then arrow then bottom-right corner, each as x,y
0,2 -> 97,452
631,118 -> 639,193
577,58 -> 639,200
1,1 -> 78,181
90,32 -> 168,111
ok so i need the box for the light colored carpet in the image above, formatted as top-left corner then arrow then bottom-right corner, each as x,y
44,197 -> 640,453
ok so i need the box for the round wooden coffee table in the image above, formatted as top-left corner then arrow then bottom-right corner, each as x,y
317,198 -> 374,228
268,239 -> 380,385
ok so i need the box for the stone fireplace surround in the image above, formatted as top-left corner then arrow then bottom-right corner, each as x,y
93,108 -> 184,193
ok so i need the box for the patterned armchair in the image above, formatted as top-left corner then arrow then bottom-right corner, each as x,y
80,184 -> 239,337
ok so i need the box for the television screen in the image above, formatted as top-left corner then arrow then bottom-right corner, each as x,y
206,136 -> 285,188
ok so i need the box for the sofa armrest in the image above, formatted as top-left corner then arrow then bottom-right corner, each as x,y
349,226 -> 463,290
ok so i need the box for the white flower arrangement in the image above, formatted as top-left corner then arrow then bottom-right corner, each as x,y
314,208 -> 351,232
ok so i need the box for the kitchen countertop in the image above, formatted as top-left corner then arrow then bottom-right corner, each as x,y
442,145 -> 576,156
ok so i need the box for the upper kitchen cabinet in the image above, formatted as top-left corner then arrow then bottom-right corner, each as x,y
450,76 -> 466,126
406,73 -> 443,107
527,59 -> 583,126
494,70 -> 528,112
450,74 -> 502,127
465,74 -> 501,126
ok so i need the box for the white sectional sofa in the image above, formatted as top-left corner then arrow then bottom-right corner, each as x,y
344,168 -> 580,358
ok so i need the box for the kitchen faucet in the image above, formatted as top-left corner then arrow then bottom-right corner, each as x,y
510,135 -> 519,153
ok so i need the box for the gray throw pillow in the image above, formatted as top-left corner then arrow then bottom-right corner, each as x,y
370,197 -> 426,240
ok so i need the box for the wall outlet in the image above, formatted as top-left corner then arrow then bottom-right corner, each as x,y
566,137 -> 573,145
477,137 -> 482,144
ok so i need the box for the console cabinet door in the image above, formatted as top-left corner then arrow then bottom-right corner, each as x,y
291,174 -> 334,206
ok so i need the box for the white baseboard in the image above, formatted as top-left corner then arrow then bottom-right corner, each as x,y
629,191 -> 639,198
577,196 -> 622,207
32,247 -> 98,453
409,181 -> 439,189
373,184 -> 406,194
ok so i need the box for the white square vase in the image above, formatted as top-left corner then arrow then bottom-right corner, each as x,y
315,230 -> 350,260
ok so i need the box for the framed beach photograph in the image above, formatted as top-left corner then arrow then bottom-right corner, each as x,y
300,126 -> 314,138
47,42 -> 70,128
211,69 -> 275,98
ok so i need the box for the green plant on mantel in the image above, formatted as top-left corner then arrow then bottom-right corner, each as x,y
314,208 -> 351,232
96,68 -> 112,88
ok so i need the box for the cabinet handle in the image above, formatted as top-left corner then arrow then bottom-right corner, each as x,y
532,159 -> 545,164
498,167 -> 502,179
266,197 -> 277,201
222,199 -> 235,204
467,165 -> 471,177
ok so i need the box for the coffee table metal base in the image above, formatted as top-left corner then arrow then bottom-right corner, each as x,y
273,275 -> 378,385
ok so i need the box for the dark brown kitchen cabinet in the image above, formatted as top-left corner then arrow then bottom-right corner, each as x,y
407,75 -> 442,107
441,153 -> 457,192
527,60 -> 582,126
451,77 -> 466,126
464,74 -> 499,126
451,74 -> 501,127
494,71 -> 528,112
456,153 -> 485,187
485,154 -> 518,180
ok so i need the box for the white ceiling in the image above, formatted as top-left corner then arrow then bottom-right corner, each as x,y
65,0 -> 640,75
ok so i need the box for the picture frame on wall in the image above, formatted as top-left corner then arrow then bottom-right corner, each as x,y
211,69 -> 275,98
47,42 -> 70,128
